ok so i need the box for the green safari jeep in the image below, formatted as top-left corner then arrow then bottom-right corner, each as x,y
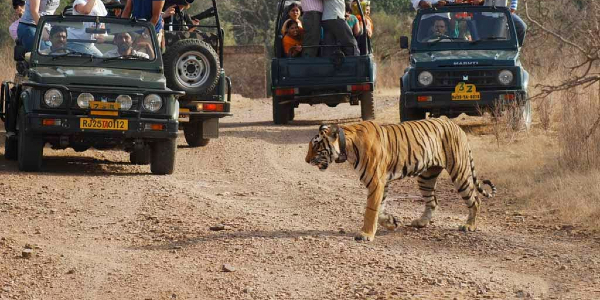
1,15 -> 182,174
399,4 -> 531,128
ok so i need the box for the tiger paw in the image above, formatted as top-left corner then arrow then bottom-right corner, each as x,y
354,232 -> 375,242
379,215 -> 399,231
410,218 -> 430,228
458,224 -> 477,232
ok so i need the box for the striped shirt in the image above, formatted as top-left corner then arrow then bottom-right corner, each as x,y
301,0 -> 323,13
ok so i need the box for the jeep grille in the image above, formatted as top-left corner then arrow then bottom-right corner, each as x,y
431,70 -> 501,88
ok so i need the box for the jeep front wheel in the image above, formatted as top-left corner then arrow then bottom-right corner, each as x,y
400,95 -> 425,122
183,121 -> 210,147
150,139 -> 176,175
130,147 -> 151,165
164,39 -> 220,101
4,135 -> 18,161
17,108 -> 44,171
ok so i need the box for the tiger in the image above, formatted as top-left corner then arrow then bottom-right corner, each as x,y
305,118 -> 496,242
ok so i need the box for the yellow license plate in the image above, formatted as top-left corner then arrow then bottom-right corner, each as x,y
179,108 -> 190,122
451,82 -> 481,101
80,118 -> 128,130
90,101 -> 120,110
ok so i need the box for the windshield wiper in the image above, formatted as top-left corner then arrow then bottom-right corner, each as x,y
427,36 -> 466,45
102,54 -> 149,62
471,36 -> 507,44
51,50 -> 95,60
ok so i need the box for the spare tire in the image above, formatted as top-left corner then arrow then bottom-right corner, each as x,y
164,39 -> 220,100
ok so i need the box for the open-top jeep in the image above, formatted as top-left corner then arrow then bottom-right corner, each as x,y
271,0 -> 376,125
0,15 -> 181,174
399,4 -> 531,128
162,0 -> 232,147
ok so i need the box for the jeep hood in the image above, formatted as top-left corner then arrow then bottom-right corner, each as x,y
411,50 -> 519,67
29,66 -> 166,89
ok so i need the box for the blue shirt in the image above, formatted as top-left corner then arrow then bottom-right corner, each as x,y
132,0 -> 164,31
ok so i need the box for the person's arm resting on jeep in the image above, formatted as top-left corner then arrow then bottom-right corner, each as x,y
151,0 -> 165,26
28,0 -> 41,23
411,0 -> 450,10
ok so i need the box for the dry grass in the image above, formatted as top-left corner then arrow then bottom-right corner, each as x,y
1,45 -> 16,82
469,82 -> 600,230
375,56 -> 407,90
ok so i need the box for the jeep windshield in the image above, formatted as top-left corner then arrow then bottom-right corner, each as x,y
413,7 -> 517,51
35,16 -> 158,65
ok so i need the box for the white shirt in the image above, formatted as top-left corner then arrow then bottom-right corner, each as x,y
322,0 -> 345,21
69,0 -> 108,40
105,49 -> 150,59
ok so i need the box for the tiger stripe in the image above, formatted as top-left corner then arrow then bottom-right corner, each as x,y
305,118 -> 496,242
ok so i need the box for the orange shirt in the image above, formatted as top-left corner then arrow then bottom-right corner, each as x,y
282,35 -> 302,56
356,15 -> 374,34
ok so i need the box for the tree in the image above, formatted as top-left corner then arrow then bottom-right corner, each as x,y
523,0 -> 600,137
218,0 -> 278,48
372,0 -> 414,14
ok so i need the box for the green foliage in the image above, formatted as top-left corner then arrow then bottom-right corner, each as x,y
217,0 -> 277,48
370,11 -> 413,61
372,0 -> 414,14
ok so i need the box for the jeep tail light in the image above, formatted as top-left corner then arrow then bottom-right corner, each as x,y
144,123 -> 165,131
348,84 -> 371,92
275,88 -> 297,96
203,103 -> 224,112
499,94 -> 516,101
42,119 -> 61,126
417,96 -> 432,102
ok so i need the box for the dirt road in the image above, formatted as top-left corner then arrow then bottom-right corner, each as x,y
1,94 -> 599,299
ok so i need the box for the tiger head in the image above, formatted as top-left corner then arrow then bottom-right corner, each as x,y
305,124 -> 344,171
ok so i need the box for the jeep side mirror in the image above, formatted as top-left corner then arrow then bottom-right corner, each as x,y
400,36 -> 409,49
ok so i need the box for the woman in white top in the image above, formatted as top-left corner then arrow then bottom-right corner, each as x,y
68,0 -> 108,57
17,0 -> 60,51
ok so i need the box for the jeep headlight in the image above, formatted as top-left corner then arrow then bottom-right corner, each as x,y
498,70 -> 514,85
44,89 -> 63,108
143,94 -> 162,112
77,93 -> 94,108
418,71 -> 433,86
116,95 -> 133,110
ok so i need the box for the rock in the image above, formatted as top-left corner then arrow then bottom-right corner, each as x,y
22,248 -> 33,259
210,224 -> 226,231
66,269 -> 76,274
222,264 -> 236,272
559,265 -> 568,270
243,287 -> 252,293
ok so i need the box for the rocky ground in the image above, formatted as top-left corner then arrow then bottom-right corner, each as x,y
1,93 -> 599,300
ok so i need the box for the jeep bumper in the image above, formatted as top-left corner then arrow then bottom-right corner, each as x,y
403,89 -> 527,113
272,82 -> 374,104
24,113 -> 178,139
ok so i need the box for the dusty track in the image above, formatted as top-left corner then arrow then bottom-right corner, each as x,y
1,94 -> 599,299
